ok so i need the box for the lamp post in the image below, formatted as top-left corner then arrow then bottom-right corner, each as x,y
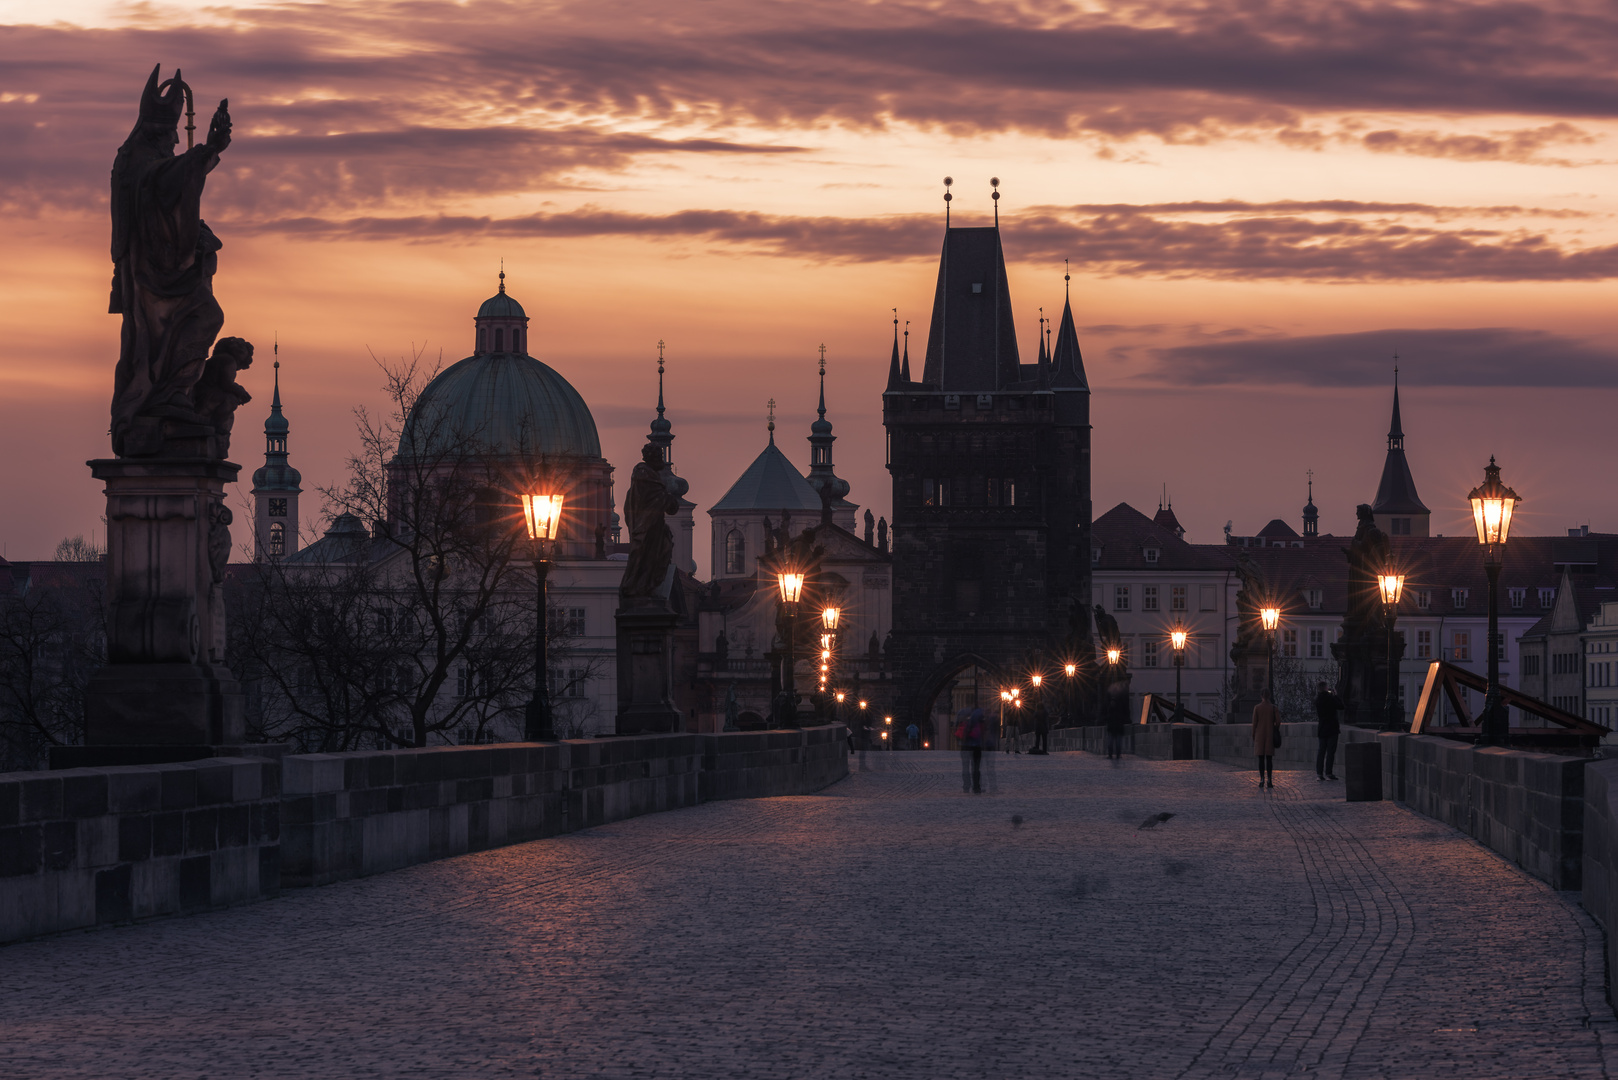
1064,661 -> 1077,727
821,606 -> 839,710
1170,626 -> 1188,723
520,491 -> 564,741
1378,572 -> 1406,732
777,570 -> 805,726
1104,647 -> 1122,729
1260,606 -> 1281,702
1470,456 -> 1521,746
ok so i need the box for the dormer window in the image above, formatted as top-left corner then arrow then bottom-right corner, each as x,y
1091,548 -> 1101,565
1144,548 -> 1160,564
1305,589 -> 1323,610
1452,588 -> 1470,610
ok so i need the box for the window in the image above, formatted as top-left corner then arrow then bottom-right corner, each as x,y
1200,585 -> 1218,611
1416,590 -> 1431,610
1143,640 -> 1159,668
1144,548 -> 1160,564
1114,586 -> 1131,612
1451,588 -> 1470,610
268,521 -> 285,556
1142,586 -> 1159,612
550,668 -> 587,698
1171,586 -> 1187,611
268,498 -> 287,518
478,328 -> 486,352
1391,517 -> 1411,535
1282,628 -> 1298,658
1509,588 -> 1526,610
1523,654 -> 1541,677
1305,589 -> 1323,610
724,530 -> 746,575
1553,653 -> 1581,676
494,327 -> 504,351
456,665 -> 477,698
1453,632 -> 1471,662
1416,629 -> 1432,659
1309,628 -> 1325,658
923,478 -> 950,506
1091,548 -> 1102,565
1540,588 -> 1556,609
987,478 -> 1017,506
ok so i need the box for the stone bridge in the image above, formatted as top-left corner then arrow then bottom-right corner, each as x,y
7,730 -> 1618,1078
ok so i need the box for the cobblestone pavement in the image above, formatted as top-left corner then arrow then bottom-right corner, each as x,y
4,751 -> 1618,1079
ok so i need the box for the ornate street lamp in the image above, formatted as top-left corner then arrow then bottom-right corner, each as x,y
1170,626 -> 1189,723
1063,661 -> 1078,728
1260,606 -> 1281,701
1469,456 -> 1521,746
777,570 -> 805,726
520,491 -> 564,741
1378,573 -> 1406,732
820,608 -> 840,712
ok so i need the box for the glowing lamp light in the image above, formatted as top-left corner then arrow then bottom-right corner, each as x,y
821,649 -> 832,660
1001,690 -> 1012,701
858,700 -> 868,710
1469,456 -> 1521,547
820,663 -> 829,673
1170,628 -> 1188,651
777,572 -> 805,605
884,715 -> 892,724
820,634 -> 833,650
1260,606 -> 1281,633
836,691 -> 846,703
520,493 -> 564,541
822,607 -> 840,630
1031,674 -> 1043,687
1106,647 -> 1122,665
1378,573 -> 1406,607
1064,663 -> 1076,677
881,731 -> 888,740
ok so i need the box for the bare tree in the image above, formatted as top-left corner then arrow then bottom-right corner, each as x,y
229,348 -> 606,750
53,535 -> 105,562
0,566 -> 104,769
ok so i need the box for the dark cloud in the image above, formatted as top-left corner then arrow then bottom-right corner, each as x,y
1152,327 -> 1618,387
241,203 -> 1618,282
1360,122 -> 1597,165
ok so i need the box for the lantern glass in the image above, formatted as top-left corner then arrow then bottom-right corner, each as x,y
859,700 -> 868,710
1064,663 -> 1076,677
520,492 -> 564,542
1001,690 -> 1011,701
1467,457 -> 1521,546
1378,573 -> 1405,607
1107,647 -> 1122,665
1170,628 -> 1188,651
778,572 -> 805,605
1260,606 -> 1281,632
836,692 -> 846,703
821,607 -> 840,630
820,634 -> 833,650
1031,674 -> 1043,687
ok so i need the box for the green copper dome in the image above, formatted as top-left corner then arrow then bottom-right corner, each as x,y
398,352 -> 602,460
477,290 -> 526,319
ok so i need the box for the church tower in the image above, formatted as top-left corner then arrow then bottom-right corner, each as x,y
251,352 -> 302,560
883,181 -> 1093,731
805,345 -> 851,524
1370,370 -> 1429,537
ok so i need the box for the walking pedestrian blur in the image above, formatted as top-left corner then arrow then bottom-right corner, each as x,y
1032,703 -> 1050,755
1104,698 -> 1129,764
906,720 -> 920,750
961,708 -> 985,793
1252,687 -> 1281,788
1314,681 -> 1343,781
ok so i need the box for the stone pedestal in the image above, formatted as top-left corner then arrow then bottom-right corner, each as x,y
84,457 -> 244,748
615,606 -> 682,735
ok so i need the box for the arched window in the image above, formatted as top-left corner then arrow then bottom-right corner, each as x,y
477,328 -> 486,353
724,529 -> 746,575
514,329 -> 523,354
268,522 -> 285,557
494,327 -> 505,352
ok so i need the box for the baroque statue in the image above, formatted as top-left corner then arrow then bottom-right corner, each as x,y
109,64 -> 248,458
618,442 -> 686,604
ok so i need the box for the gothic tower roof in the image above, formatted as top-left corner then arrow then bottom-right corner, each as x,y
712,408 -> 822,513
251,359 -> 302,493
921,226 -> 1020,391
1371,372 -> 1429,516
1050,290 -> 1088,391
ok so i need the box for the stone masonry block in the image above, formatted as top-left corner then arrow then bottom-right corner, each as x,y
106,770 -> 161,814
119,814 -> 152,863
178,854 -> 211,911
192,761 -> 235,806
160,767 -> 198,810
183,808 -> 218,854
21,776 -> 63,822
0,823 -> 42,877
282,755 -> 346,796
151,810 -> 184,857
226,759 -> 263,803
78,815 -> 118,868
0,780 -> 18,827
40,819 -> 75,872
95,862 -> 133,924
61,774 -> 109,819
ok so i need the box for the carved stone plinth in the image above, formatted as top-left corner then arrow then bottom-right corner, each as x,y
614,606 -> 682,735
84,457 -> 244,746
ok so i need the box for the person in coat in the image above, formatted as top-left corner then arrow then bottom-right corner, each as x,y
1314,681 -> 1344,781
1252,688 -> 1281,788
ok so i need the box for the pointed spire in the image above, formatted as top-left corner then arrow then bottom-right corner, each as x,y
1050,265 -> 1088,391
943,176 -> 952,227
817,343 -> 828,420
901,320 -> 911,382
1303,469 -> 1318,537
498,260 -> 506,294
991,176 -> 1000,228
886,309 -> 903,389
1037,308 -> 1048,365
271,333 -> 282,410
649,340 -> 673,462
1388,355 -> 1404,449
767,398 -> 776,446
807,346 -> 850,525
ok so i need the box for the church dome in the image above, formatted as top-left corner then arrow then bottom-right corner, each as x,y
477,290 -> 527,319
398,352 -> 602,460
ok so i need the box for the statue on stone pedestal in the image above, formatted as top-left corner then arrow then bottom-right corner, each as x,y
109,64 -> 243,459
619,442 -> 687,605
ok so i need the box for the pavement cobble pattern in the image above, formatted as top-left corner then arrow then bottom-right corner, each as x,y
3,751 -> 1617,1078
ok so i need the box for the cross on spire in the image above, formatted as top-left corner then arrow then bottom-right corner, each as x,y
767,397 -> 776,444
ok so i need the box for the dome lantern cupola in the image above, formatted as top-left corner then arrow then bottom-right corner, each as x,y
473,268 -> 530,356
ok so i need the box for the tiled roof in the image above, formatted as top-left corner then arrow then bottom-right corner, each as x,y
1093,503 -> 1233,571
710,441 -> 822,514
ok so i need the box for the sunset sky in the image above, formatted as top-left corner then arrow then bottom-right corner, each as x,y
3,0 -> 1617,572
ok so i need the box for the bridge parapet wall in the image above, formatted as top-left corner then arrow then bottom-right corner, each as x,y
0,757 -> 280,944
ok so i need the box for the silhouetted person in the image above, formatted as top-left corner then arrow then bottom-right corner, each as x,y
1104,697 -> 1129,764
906,720 -> 920,750
955,709 -> 972,791
1032,702 -> 1050,754
1314,681 -> 1343,781
1253,687 -> 1280,789
963,707 -> 986,793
